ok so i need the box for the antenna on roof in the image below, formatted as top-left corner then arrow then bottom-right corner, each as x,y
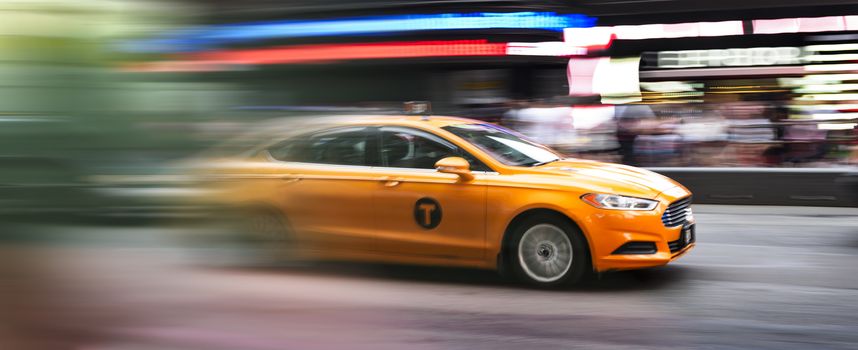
404,101 -> 432,120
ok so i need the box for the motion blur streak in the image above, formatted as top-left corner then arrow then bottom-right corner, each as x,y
126,12 -> 596,53
125,40 -> 587,71
568,14 -> 858,47
189,40 -> 509,65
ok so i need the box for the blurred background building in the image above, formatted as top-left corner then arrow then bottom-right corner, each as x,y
115,0 -> 858,169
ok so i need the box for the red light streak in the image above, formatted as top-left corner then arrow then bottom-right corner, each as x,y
187,40 -> 509,65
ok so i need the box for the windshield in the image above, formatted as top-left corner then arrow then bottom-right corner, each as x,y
442,123 -> 561,167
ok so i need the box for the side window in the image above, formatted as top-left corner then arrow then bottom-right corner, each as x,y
457,149 -> 492,172
380,127 -> 490,171
268,127 -> 368,166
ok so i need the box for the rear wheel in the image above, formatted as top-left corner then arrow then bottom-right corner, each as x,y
245,208 -> 290,243
231,207 -> 295,264
505,214 -> 590,288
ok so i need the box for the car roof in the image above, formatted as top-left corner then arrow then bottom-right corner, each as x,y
207,115 -> 485,157
338,115 -> 481,128
250,115 -> 482,138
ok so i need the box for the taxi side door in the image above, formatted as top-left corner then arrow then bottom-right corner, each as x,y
370,126 -> 488,261
265,126 -> 379,253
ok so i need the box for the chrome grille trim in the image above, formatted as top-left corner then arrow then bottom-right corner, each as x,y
661,196 -> 692,227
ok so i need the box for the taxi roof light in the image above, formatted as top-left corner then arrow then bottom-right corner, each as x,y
404,101 -> 432,117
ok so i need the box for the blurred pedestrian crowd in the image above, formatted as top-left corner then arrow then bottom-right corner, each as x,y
496,99 -> 858,168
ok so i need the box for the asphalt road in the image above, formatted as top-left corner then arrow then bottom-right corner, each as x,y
1,205 -> 856,349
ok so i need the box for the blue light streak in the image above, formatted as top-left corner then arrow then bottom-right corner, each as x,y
125,12 -> 596,53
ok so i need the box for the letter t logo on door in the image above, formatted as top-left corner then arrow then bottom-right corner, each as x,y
414,197 -> 442,229
418,203 -> 436,226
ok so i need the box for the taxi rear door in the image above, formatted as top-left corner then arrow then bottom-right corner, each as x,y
265,126 -> 378,253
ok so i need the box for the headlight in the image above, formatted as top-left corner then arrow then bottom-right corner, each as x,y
581,193 -> 658,211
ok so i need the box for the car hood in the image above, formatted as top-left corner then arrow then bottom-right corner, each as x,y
528,159 -> 681,199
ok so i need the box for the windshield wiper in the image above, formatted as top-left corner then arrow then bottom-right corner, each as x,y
527,158 -> 561,167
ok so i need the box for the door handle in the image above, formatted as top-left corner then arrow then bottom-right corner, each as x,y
380,177 -> 402,187
281,175 -> 302,184
384,180 -> 401,187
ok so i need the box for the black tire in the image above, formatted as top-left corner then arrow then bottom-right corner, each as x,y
503,213 -> 590,288
231,206 -> 295,264
243,207 -> 292,243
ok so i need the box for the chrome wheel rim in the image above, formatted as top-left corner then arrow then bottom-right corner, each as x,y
518,224 -> 573,283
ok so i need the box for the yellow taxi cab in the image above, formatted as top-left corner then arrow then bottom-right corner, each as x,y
198,115 -> 695,287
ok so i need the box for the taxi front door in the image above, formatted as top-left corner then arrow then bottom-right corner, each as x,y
370,127 -> 487,261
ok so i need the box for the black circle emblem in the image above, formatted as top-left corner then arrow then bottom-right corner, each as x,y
414,197 -> 442,229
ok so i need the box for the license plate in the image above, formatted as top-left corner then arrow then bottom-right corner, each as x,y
682,224 -> 695,245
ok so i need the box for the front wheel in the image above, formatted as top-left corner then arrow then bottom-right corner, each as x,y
505,214 -> 590,288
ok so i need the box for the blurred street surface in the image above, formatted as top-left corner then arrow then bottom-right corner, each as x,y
0,205 -> 856,350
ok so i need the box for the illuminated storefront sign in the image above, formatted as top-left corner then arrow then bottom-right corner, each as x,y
644,45 -> 858,69
569,42 -> 858,98
565,15 -> 858,49
650,47 -> 803,68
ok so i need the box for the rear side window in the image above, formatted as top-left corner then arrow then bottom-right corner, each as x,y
268,127 -> 368,166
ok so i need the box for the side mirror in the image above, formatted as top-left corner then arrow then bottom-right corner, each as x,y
435,156 -> 473,181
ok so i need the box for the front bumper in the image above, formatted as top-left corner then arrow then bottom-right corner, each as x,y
583,186 -> 696,272
597,240 -> 694,271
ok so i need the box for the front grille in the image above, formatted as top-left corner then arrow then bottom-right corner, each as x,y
661,196 -> 692,227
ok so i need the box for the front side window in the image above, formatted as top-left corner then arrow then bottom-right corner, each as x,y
268,127 -> 368,166
380,127 -> 490,171
442,123 -> 561,167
